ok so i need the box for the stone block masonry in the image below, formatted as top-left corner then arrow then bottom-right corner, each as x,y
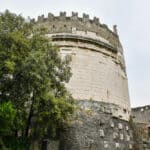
131,106 -> 150,149
33,12 -> 133,149
59,100 -> 134,150
34,12 -> 131,120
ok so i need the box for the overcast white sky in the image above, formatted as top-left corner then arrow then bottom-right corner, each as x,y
1,0 -> 150,107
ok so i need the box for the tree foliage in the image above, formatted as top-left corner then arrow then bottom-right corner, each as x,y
0,101 -> 16,135
0,10 -> 74,147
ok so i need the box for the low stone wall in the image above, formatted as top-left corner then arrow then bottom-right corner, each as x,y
132,105 -> 150,124
59,100 -> 133,150
131,106 -> 150,150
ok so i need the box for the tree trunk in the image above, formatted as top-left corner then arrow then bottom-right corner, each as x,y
25,92 -> 35,137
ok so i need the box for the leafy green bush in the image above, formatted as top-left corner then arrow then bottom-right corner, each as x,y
3,136 -> 30,150
0,101 -> 16,136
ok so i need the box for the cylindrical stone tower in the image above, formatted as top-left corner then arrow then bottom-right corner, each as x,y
35,12 -> 133,150
36,11 -> 130,120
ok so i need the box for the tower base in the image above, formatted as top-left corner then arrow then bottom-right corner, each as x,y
59,100 -> 134,150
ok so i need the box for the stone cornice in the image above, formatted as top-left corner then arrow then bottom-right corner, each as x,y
50,34 -> 117,53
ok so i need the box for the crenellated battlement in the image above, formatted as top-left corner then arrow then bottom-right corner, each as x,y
34,11 -> 117,34
31,12 -> 121,48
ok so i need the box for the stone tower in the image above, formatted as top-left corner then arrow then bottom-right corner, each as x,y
34,12 -> 133,150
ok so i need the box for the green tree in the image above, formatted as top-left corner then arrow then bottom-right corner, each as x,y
0,101 -> 16,135
0,101 -> 16,150
0,10 -> 74,148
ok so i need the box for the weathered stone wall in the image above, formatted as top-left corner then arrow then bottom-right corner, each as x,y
132,106 -> 150,140
47,140 -> 59,150
33,12 -> 131,121
131,106 -> 150,149
59,100 -> 133,150
33,12 -> 132,149
33,12 -> 120,48
132,105 -> 150,124
51,36 -> 130,120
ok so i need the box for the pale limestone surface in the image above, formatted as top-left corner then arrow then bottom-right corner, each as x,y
50,31 -> 130,120
35,13 -> 131,121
